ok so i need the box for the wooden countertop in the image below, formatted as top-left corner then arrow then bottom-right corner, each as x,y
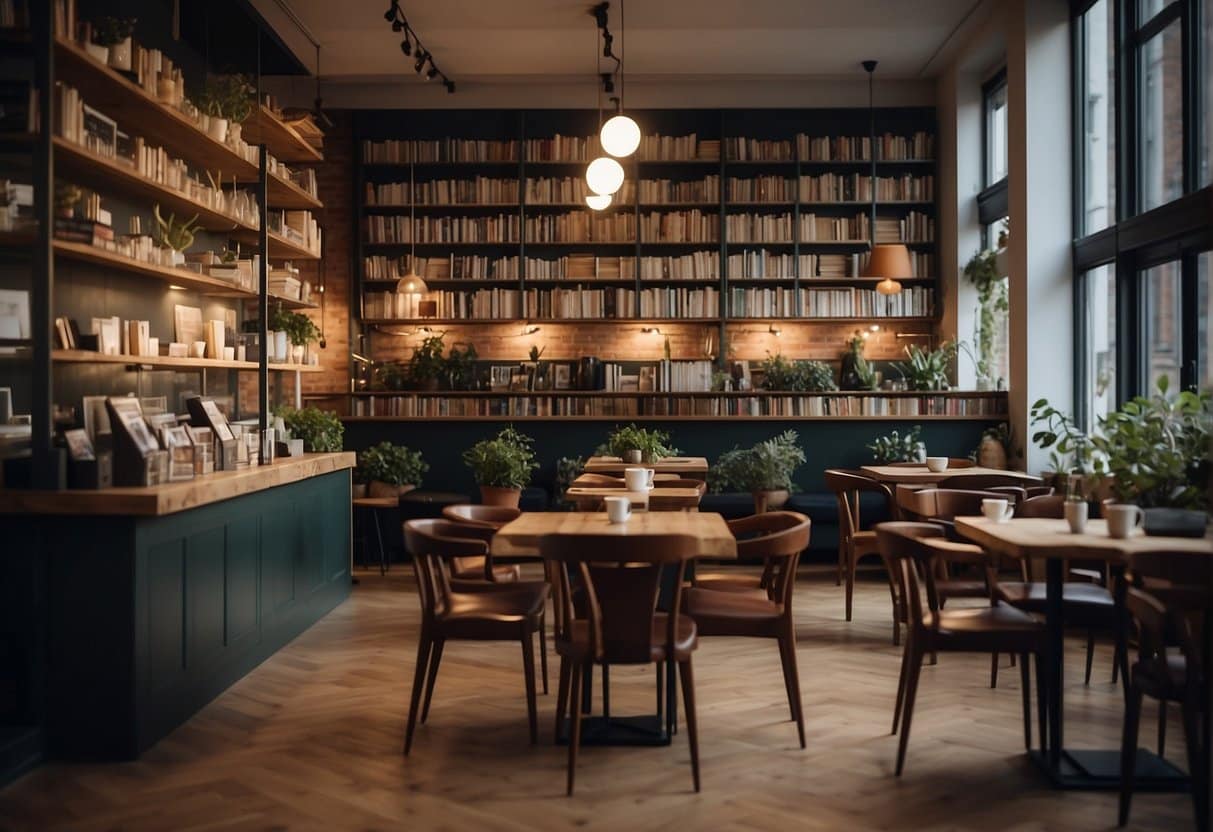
0,452 -> 355,517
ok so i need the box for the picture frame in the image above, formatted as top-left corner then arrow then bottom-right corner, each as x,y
0,289 -> 30,340
508,369 -> 529,392
63,428 -> 96,461
553,364 -> 572,390
489,365 -> 513,392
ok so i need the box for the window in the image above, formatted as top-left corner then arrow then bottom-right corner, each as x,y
1144,261 -> 1183,389
983,76 -> 1008,186
1083,264 -> 1118,423
1200,251 -> 1212,389
1203,0 -> 1212,186
1138,18 -> 1184,211
1081,0 -> 1117,233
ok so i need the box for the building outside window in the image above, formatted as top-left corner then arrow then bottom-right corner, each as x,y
1081,0 -> 1116,233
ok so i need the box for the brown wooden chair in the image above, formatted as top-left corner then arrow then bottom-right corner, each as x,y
899,488 -> 1007,602
543,532 -> 702,795
825,469 -> 903,644
875,521 -> 1048,775
684,511 -> 812,747
694,513 -> 794,595
1119,550 -> 1210,830
401,519 -> 549,755
438,504 -> 523,582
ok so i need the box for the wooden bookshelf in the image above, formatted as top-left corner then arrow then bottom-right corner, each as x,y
266,170 -> 323,211
241,104 -> 324,164
52,350 -> 323,373
52,239 -> 256,296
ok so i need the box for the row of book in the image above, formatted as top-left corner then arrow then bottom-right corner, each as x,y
800,173 -> 935,203
726,286 -> 934,318
523,134 -> 596,162
366,288 -> 638,320
365,214 -> 522,244
725,138 -> 794,161
797,132 -> 935,162
267,209 -> 322,256
365,177 -> 519,205
638,210 -> 719,243
363,139 -> 521,163
638,177 -> 721,204
724,394 -> 1003,417
524,212 -> 637,243
637,287 -> 719,318
874,212 -> 934,243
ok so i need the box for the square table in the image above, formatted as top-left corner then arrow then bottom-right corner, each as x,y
860,464 -> 1040,485
955,515 -> 1212,790
562,486 -> 704,512
583,455 -> 710,481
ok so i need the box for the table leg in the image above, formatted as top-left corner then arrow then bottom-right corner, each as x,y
372,510 -> 386,576
1046,556 -> 1064,772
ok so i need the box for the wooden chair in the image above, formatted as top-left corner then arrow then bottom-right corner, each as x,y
401,519 -> 549,755
438,504 -> 523,582
543,532 -> 702,795
824,469 -> 903,645
1118,550 -> 1210,830
899,488 -> 1006,602
684,511 -> 812,747
874,521 -> 1048,775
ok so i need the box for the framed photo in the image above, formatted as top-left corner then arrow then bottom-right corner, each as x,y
553,364 -> 572,390
508,369 -> 529,392
0,386 -> 11,422
0,289 -> 30,340
63,428 -> 95,461
489,365 -> 513,392
82,395 -> 111,439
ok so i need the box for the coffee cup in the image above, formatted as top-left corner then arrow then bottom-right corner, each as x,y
925,456 -> 949,473
191,341 -> 207,358
981,498 -> 1013,523
1064,500 -> 1088,534
604,495 -> 632,524
625,467 -> 655,491
1105,503 -> 1144,539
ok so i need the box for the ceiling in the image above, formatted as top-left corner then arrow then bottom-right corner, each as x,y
270,0 -> 983,83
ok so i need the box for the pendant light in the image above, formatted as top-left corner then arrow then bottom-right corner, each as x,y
586,156 -> 624,196
586,2 -> 626,198
585,193 -> 613,210
858,59 -> 907,295
598,1 -> 638,157
396,157 -> 428,295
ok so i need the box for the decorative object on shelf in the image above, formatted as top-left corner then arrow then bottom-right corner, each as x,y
597,424 -> 678,464
963,248 -> 1008,390
760,353 -> 838,392
840,331 -> 878,391
1086,377 -> 1210,535
710,429 -> 806,514
893,341 -> 956,391
358,441 -> 428,498
525,343 -> 547,391
407,333 -> 447,391
867,425 -> 926,464
152,205 -> 200,266
89,16 -> 137,72
462,426 -> 538,507
278,406 -> 344,453
382,0 -> 456,92
54,183 -> 83,219
974,422 -> 1014,469
864,244 -> 912,296
270,305 -> 321,365
191,73 -> 255,144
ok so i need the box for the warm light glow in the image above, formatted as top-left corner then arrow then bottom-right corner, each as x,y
169,285 -> 186,290
768,325 -> 782,336
585,193 -> 613,211
396,273 -> 429,294
864,243 -> 912,296
875,277 -> 903,296
586,156 -> 625,195
600,114 -> 641,158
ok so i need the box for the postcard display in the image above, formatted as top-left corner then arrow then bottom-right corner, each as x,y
186,396 -> 240,471
104,397 -> 168,487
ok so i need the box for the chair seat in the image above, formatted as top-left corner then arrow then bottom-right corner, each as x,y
555,613 -> 698,663
920,604 -> 1045,652
995,580 -> 1115,610
685,586 -> 784,637
937,579 -> 988,599
450,578 -> 548,595
851,530 -> 879,556
450,557 -> 522,583
438,585 -> 548,636
693,572 -> 766,594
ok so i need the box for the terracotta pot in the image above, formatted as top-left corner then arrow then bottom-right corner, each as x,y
351,483 -> 368,499
107,37 -> 132,71
976,436 -> 1007,470
480,486 -> 522,508
369,481 -> 416,499
752,489 -> 790,514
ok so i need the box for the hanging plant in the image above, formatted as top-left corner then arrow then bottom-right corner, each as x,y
963,248 -> 1008,390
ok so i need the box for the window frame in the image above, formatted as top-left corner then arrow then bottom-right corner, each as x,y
979,68 -> 1009,249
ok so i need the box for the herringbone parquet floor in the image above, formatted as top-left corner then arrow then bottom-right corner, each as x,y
0,566 -> 1194,831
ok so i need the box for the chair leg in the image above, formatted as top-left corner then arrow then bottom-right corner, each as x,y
1018,651 -> 1031,750
539,612 -> 549,695
403,634 -> 432,756
776,636 -> 796,722
1157,701 -> 1166,757
1118,684 -> 1144,826
990,652 -> 999,689
844,548 -> 856,622
1034,650 -> 1048,755
1084,629 -> 1095,686
554,657 -> 571,742
582,664 -> 593,714
882,554 -> 901,646
678,659 -> 701,793
778,632 -> 806,748
895,645 -> 924,776
1180,695 -> 1208,832
567,662 -> 583,796
892,636 -> 911,735
521,629 -> 538,745
420,638 -> 445,723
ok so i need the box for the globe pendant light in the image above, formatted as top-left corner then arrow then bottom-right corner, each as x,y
585,193 -> 612,210
586,156 -> 624,196
601,113 -> 640,157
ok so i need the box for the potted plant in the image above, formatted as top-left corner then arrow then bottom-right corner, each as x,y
90,16 -> 136,71
867,426 -> 926,464
711,430 -> 806,514
963,249 -> 1009,390
526,344 -> 547,390
270,305 -> 320,365
152,204 -> 200,267
375,361 -> 409,391
598,424 -> 679,464
1087,377 -> 1210,535
462,426 -> 538,508
408,333 -> 447,390
894,341 -> 957,391
553,455 -> 585,509
278,406 -> 344,454
358,441 -> 428,498
445,341 -> 479,390
974,422 -> 1015,470
760,353 -> 839,392
1029,398 -> 1095,490
192,73 -> 254,144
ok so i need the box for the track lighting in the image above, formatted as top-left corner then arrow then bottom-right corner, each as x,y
425,65 -> 438,81
414,51 -> 427,73
399,36 -> 410,55
381,6 -> 455,92
383,1 -> 399,22
391,19 -> 403,33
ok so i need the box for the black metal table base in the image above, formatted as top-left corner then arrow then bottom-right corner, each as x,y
1029,748 -> 1189,791
556,715 -> 672,747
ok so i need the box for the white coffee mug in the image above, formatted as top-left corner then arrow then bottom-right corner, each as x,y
624,467 -> 655,492
1064,500 -> 1088,534
925,456 -> 949,473
604,495 -> 632,524
191,340 -> 207,358
981,498 -> 1013,523
1105,504 -> 1144,539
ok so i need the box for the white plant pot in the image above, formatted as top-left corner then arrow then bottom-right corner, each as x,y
207,117 -> 229,144
287,439 -> 304,458
156,77 -> 176,104
85,42 -> 109,63
290,345 -> 305,365
107,37 -> 132,72
273,331 -> 289,363
227,122 -> 242,144
169,249 -> 185,267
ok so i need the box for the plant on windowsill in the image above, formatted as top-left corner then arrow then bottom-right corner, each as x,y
867,425 -> 926,464
1029,398 -> 1095,490
358,441 -> 429,499
277,406 -> 344,454
711,430 -> 806,514
963,249 -> 1008,390
597,424 -> 679,464
462,426 -> 538,508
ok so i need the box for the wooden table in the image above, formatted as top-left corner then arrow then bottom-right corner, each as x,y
860,464 -> 1039,485
563,486 -> 704,512
569,472 -> 683,488
583,456 -> 710,481
955,515 -> 1212,791
352,496 -> 399,575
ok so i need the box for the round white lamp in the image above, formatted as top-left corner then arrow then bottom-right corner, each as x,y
600,114 -> 641,158
585,193 -> 613,210
586,156 -> 625,195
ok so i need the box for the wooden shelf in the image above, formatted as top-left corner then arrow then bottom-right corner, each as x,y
337,389 -> 1009,398
52,350 -> 323,373
241,104 -> 324,164
266,230 -> 321,260
53,239 -> 258,296
335,414 -> 1007,423
266,172 -> 322,210
53,37 -> 260,179
365,317 -> 720,326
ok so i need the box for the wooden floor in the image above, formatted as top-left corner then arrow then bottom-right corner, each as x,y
0,566 -> 1194,831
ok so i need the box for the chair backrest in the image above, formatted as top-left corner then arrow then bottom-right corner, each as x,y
540,533 -> 698,665
727,511 -> 811,607
874,521 -> 949,630
824,469 -> 894,538
936,473 -> 1042,491
403,519 -> 495,623
1014,494 -> 1065,519
441,503 -> 521,529
1126,551 -> 1211,689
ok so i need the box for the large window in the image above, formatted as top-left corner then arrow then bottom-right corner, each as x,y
984,77 -> 1008,186
1082,264 -> 1118,420
1137,18 -> 1184,210
1144,261 -> 1183,388
1080,0 -> 1116,233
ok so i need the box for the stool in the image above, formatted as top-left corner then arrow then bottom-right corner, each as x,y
353,496 -> 398,575
397,492 -> 471,560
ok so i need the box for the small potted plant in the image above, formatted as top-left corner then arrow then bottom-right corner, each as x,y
358,441 -> 428,499
408,333 -> 447,391
894,341 -> 957,391
270,305 -> 320,365
867,426 -> 926,464
711,430 -> 806,514
760,353 -> 838,392
1030,398 -> 1095,490
152,204 -> 200,267
278,406 -> 344,454
598,424 -> 678,464
90,16 -> 136,71
462,426 -> 538,508
192,73 -> 254,144
445,341 -> 479,390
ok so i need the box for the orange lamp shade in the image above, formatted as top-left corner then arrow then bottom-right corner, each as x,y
864,243 -> 912,296
396,273 -> 429,294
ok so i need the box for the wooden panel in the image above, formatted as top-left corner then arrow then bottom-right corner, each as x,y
295,491 -> 326,596
263,506 -> 297,615
242,104 -> 325,163
186,527 -> 226,668
224,515 -> 261,647
145,539 -> 185,696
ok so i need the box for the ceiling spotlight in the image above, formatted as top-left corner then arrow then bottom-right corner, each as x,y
383,1 -> 399,22
391,19 -> 403,32
586,156 -> 624,195
444,80 -> 456,94
425,65 -> 438,81
399,36 -> 411,55
585,193 -> 612,210
414,51 -> 427,73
